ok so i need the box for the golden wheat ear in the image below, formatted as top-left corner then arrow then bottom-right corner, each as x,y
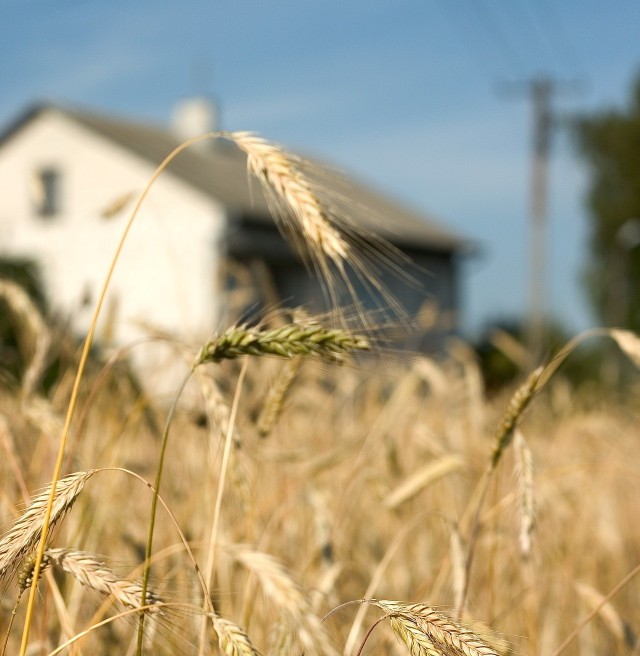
230,545 -> 339,656
0,471 -> 96,581
221,131 -> 415,329
210,615 -> 260,656
374,600 -> 501,656
44,548 -> 163,612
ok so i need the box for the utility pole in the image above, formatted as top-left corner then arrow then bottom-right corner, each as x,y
528,77 -> 552,350
500,76 -> 581,354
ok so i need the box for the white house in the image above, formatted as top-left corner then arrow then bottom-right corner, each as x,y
0,100 -> 466,393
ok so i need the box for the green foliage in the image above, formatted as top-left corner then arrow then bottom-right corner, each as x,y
474,317 -> 627,394
574,72 -> 640,329
0,257 -> 47,310
474,323 -> 520,392
0,258 -> 47,384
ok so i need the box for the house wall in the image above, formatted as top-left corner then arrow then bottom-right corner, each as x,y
0,109 -> 226,391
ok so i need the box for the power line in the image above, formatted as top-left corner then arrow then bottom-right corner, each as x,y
513,0 -> 561,72
434,0 -> 499,80
525,0 -> 586,76
466,0 -> 529,78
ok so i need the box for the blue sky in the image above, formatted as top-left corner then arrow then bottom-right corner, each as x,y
2,0 -> 639,336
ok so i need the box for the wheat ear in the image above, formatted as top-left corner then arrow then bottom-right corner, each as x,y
231,546 -> 338,656
17,552 -> 52,591
610,328 -> 640,368
513,430 -> 535,557
256,356 -> 302,437
210,614 -> 261,656
389,614 -> 444,656
226,132 -> 348,264
44,548 -> 163,612
197,323 -> 370,364
224,132 -> 415,328
375,600 -> 499,656
0,471 -> 95,580
491,367 -> 543,468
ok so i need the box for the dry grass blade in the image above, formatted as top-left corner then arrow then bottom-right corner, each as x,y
374,600 -> 499,656
211,614 -> 260,656
197,323 -> 370,364
44,548 -> 163,612
0,471 -> 96,580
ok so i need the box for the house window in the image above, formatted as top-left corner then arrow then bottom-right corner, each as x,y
31,167 -> 61,218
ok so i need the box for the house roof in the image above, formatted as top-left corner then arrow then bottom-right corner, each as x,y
1,102 -> 467,253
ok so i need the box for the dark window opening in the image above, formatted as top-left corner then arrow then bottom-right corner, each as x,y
33,167 -> 61,218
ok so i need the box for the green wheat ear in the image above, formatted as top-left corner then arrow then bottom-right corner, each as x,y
196,323 -> 370,364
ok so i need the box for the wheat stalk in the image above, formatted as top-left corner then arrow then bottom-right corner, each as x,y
0,471 -> 96,580
197,323 -> 370,364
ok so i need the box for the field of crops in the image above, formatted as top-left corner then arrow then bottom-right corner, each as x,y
1,132 -> 639,656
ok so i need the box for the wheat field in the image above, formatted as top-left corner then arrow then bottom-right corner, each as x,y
0,132 -> 639,655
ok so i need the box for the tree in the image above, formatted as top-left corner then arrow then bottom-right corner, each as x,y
575,74 -> 640,330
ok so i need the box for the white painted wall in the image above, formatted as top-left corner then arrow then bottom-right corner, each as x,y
0,108 -> 227,395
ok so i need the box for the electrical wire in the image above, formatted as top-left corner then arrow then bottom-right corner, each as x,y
464,0 -> 529,78
524,0 -> 586,75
